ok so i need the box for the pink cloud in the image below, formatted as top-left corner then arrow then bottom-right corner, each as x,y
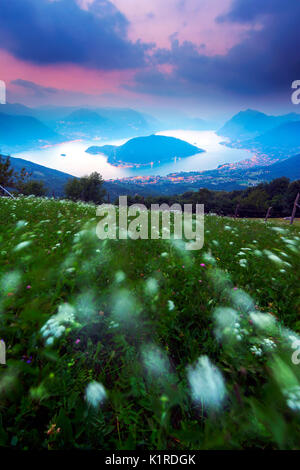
110,0 -> 254,55
0,49 -> 137,104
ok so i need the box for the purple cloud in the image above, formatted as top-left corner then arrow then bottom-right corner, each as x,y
0,0 -> 151,69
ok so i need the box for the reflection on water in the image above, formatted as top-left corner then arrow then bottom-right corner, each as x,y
14,130 -> 254,179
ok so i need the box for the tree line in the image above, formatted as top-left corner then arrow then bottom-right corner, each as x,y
127,177 -> 300,218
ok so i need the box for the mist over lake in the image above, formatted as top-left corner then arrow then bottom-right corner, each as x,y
14,130 -> 255,179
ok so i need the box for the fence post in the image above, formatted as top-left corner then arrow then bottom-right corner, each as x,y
264,206 -> 272,222
234,204 -> 240,218
290,193 -> 300,225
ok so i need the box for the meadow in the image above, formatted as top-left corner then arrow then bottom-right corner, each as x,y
0,196 -> 300,450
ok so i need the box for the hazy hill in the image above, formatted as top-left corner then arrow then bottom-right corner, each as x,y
241,121 -> 300,156
94,107 -> 157,130
0,103 -> 160,141
0,112 -> 62,151
159,115 -> 215,131
64,108 -> 111,129
8,156 -> 74,196
218,109 -> 300,141
0,102 -> 37,117
86,134 -> 204,165
257,154 -> 300,180
51,107 -> 159,140
66,109 -> 110,124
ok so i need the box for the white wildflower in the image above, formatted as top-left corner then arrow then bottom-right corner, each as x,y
262,338 -> 276,351
0,270 -> 22,295
230,289 -> 254,313
239,259 -> 248,267
142,345 -> 171,377
85,382 -> 107,408
41,303 -> 75,344
145,278 -> 159,295
250,312 -> 277,333
14,241 -> 32,252
115,271 -> 126,283
250,345 -> 263,356
283,386 -> 300,412
213,307 -> 239,342
187,356 -> 227,410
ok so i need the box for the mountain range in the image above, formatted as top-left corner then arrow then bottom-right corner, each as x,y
0,103 -> 161,150
54,107 -> 159,140
218,109 -> 300,141
0,102 -> 217,149
0,112 -> 62,152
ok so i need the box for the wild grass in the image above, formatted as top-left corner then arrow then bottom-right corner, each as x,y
0,196 -> 300,450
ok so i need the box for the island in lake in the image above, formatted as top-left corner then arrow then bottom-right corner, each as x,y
86,134 -> 204,167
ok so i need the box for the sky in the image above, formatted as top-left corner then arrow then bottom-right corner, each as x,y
0,0 -> 300,117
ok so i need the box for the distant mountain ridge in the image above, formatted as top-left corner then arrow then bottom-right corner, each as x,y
241,121 -> 300,156
46,106 -> 160,140
0,112 -> 63,151
218,109 -> 300,141
86,134 -> 204,165
66,109 -> 110,125
0,103 -> 161,145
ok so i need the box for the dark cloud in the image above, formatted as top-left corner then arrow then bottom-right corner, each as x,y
123,68 -> 191,97
216,0 -> 286,23
8,78 -> 121,105
130,1 -> 300,97
0,0 -> 151,69
11,79 -> 57,97
2,0 -> 300,102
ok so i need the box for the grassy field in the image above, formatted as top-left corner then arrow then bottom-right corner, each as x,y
0,196 -> 300,450
254,218 -> 300,227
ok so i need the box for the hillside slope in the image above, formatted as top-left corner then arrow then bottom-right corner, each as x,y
240,121 -> 300,157
9,156 -> 74,196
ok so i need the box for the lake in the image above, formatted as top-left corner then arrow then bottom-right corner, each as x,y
14,130 -> 254,179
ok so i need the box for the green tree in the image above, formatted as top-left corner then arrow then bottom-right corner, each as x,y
20,180 -> 47,197
0,155 -> 15,187
0,154 -> 31,192
65,172 -> 106,204
267,177 -> 290,198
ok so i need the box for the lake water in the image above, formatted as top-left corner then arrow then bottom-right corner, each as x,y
14,130 -> 254,179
